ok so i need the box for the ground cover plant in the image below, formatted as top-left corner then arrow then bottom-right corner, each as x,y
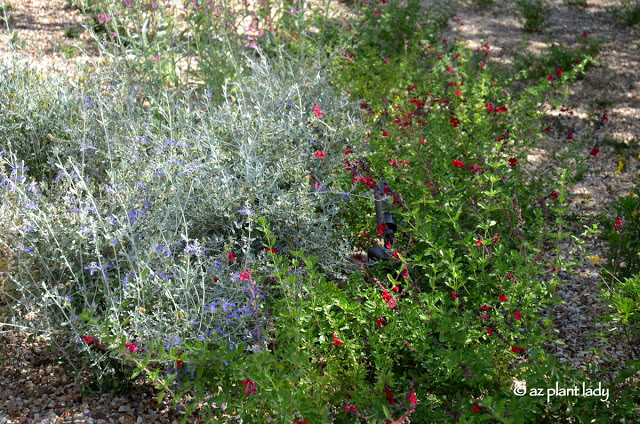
1,0 -> 640,422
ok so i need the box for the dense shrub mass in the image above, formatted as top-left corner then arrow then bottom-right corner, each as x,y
0,58 -> 358,386
0,0 -> 638,422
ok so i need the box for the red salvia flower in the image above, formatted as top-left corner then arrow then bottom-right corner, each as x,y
481,304 -> 491,312
408,389 -> 417,404
508,158 -> 517,167
313,104 -> 324,117
332,334 -> 344,347
452,291 -> 458,299
486,328 -> 493,336
590,148 -> 600,157
550,192 -> 559,200
125,342 -> 140,353
473,404 -> 481,413
499,294 -> 508,302
383,388 -> 395,406
452,159 -> 464,168
314,150 -> 325,158
241,379 -> 257,395
514,310 -> 523,320
228,251 -> 235,262
511,346 -> 525,354
82,335 -> 95,344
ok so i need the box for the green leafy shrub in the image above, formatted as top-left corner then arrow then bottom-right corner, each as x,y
600,181 -> 640,281
611,0 -> 640,26
513,35 -> 601,83
517,0 -> 550,32
0,58 -> 359,388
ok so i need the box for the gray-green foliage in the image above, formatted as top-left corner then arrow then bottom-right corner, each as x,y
0,58 -> 360,381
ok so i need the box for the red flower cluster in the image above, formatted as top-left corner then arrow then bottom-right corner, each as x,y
452,159 -> 464,168
485,104 -> 507,114
125,342 -> 140,353
313,104 -> 324,117
381,290 -> 396,308
333,334 -> 344,347
499,294 -> 508,302
315,150 -> 325,159
239,270 -> 251,281
241,379 -> 257,395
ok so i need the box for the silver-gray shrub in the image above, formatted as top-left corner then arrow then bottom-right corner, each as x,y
0,58 -> 362,381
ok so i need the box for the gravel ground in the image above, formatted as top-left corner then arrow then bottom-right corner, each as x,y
1,0 -> 639,422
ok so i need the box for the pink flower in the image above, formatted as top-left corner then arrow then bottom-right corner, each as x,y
241,379 -> 257,395
344,405 -> 357,412
481,304 -> 491,312
313,104 -> 324,117
452,291 -> 458,299
228,251 -> 235,262
479,314 -> 489,320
